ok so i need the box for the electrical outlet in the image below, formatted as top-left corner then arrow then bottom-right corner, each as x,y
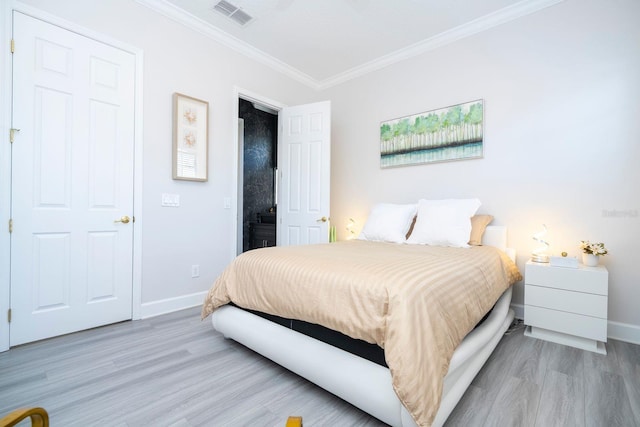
191,265 -> 200,278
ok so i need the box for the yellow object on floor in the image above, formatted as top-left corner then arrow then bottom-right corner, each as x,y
0,407 -> 49,427
286,415 -> 303,427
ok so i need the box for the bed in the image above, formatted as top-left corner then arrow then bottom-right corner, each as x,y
202,224 -> 521,427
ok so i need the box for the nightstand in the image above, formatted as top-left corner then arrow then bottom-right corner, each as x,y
524,260 -> 608,354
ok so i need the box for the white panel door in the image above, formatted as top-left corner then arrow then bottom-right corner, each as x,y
10,12 -> 136,346
278,101 -> 331,246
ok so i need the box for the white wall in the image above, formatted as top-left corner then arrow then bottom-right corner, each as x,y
322,0 -> 640,333
13,0 -> 317,310
5,0 -> 638,340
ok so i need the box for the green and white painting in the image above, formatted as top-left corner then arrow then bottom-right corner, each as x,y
380,99 -> 483,168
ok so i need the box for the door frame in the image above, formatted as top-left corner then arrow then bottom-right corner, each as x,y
232,87 -> 285,258
0,1 -> 145,352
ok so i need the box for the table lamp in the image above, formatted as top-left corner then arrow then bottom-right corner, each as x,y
532,224 -> 550,263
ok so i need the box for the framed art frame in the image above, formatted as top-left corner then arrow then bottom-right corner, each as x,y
380,99 -> 483,168
173,92 -> 209,181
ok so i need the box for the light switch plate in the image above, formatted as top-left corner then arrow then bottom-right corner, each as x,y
223,197 -> 231,209
161,193 -> 180,207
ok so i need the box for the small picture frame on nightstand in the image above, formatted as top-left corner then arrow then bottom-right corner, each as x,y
549,255 -> 578,268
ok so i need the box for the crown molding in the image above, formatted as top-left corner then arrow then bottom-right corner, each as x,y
134,0 -> 321,90
317,0 -> 564,90
136,0 -> 564,92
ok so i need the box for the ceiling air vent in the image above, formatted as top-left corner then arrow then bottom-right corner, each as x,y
213,0 -> 254,26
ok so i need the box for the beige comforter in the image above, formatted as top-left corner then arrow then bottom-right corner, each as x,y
202,241 -> 521,426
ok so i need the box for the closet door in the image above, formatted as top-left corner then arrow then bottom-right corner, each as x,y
10,12 -> 136,345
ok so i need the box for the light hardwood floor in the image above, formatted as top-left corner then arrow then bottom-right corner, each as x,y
0,307 -> 638,427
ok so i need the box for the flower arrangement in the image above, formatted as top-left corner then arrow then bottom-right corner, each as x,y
580,240 -> 608,256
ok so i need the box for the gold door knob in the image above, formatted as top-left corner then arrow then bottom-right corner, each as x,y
114,216 -> 130,224
317,216 -> 328,223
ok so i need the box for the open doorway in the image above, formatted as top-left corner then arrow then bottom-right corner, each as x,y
234,92 -> 331,255
238,98 -> 278,253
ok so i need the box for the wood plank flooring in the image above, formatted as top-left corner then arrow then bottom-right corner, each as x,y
0,308 -> 638,426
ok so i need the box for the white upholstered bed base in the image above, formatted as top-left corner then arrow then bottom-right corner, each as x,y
210,226 -> 515,427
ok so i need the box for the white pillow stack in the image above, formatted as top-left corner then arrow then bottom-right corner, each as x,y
358,203 -> 417,244
406,198 -> 481,248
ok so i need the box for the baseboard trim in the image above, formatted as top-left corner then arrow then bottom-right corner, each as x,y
511,303 -> 524,320
140,291 -> 207,319
511,303 -> 640,345
608,320 -> 640,345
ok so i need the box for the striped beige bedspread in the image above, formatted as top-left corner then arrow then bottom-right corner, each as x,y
201,240 -> 522,426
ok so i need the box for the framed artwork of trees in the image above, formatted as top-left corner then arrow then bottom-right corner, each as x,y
380,99 -> 483,168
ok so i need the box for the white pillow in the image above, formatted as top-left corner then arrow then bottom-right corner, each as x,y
358,203 -> 417,243
406,198 -> 481,248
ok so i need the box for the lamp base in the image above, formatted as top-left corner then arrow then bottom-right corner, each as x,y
531,253 -> 550,263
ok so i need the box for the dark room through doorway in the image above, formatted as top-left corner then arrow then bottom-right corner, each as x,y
238,98 -> 278,253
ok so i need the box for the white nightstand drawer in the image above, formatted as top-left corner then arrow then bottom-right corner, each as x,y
525,305 -> 607,341
525,285 -> 607,318
526,262 -> 608,295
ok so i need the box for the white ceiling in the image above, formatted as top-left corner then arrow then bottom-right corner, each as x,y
138,0 -> 563,89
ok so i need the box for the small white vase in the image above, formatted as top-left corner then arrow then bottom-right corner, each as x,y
582,253 -> 599,267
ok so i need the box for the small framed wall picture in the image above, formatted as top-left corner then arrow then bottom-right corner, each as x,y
173,92 -> 209,181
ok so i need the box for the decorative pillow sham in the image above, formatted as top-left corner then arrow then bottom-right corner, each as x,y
468,214 -> 494,246
358,203 -> 417,243
406,198 -> 481,248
